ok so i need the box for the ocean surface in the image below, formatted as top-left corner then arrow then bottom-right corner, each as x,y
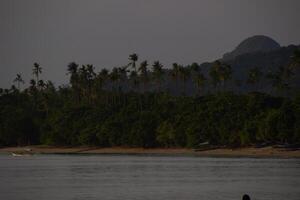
0,154 -> 299,200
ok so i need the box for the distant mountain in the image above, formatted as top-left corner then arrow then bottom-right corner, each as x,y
222,35 -> 281,61
109,35 -> 300,96
197,43 -> 300,95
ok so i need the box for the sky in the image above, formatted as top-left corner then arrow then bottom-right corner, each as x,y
1,0 -> 300,88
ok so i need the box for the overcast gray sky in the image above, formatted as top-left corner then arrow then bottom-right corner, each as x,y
1,0 -> 300,88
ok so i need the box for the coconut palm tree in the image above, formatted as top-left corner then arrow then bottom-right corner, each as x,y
99,68 -> 109,79
78,65 -> 89,99
138,60 -> 149,93
171,63 -> 181,93
129,53 -> 138,72
67,62 -> 82,103
266,66 -> 293,96
86,64 -> 96,102
4,89 -> 9,95
152,61 -> 164,92
99,68 -> 109,89
45,81 -> 55,92
117,66 -> 130,105
219,63 -> 232,90
209,61 -> 232,92
118,66 -> 129,91
94,68 -> 110,104
38,80 -> 46,90
29,79 -> 37,96
190,62 -> 200,73
209,61 -> 222,91
129,71 -> 139,92
32,63 -> 42,83
110,67 -> 121,92
109,67 -> 122,105
13,74 -> 25,90
29,79 -> 36,89
193,72 -> 206,96
86,65 -> 96,81
67,62 -> 79,86
179,66 -> 190,95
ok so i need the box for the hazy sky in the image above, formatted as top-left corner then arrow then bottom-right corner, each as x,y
1,0 -> 300,88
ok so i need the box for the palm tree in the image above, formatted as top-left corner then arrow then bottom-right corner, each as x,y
247,67 -> 263,91
10,85 -> 17,93
86,64 -> 96,80
4,89 -> 9,95
38,80 -> 46,90
129,53 -> 138,72
29,79 -> 37,95
45,81 -> 55,92
152,61 -> 164,92
179,66 -> 190,95
86,64 -> 96,102
190,62 -> 200,73
129,71 -> 139,92
219,63 -> 232,90
13,74 -> 25,90
193,72 -> 206,96
110,67 -> 121,92
67,62 -> 81,103
30,79 -> 36,87
78,65 -> 89,99
118,66 -> 129,91
118,66 -> 130,105
171,63 -> 181,93
266,66 -> 293,96
67,62 -> 79,86
32,63 -> 42,83
95,68 -> 109,104
99,68 -> 109,79
99,68 -> 109,88
209,61 -> 222,91
138,60 -> 149,93
109,67 -> 121,105
209,61 -> 232,92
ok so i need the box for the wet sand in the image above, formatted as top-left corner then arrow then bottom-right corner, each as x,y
1,145 -> 300,158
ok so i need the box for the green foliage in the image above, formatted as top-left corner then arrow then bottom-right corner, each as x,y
0,58 -> 299,148
156,121 -> 176,147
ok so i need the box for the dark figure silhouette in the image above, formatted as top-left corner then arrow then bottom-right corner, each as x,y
243,194 -> 251,200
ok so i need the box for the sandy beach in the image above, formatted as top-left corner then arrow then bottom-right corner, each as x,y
0,145 -> 300,158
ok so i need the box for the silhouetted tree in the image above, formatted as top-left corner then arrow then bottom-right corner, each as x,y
266,66 -> 293,96
13,74 -> 25,90
193,72 -> 206,96
152,61 -> 164,92
179,66 -> 190,95
32,63 -> 42,83
138,60 -> 149,93
171,63 -> 181,93
129,53 -> 138,72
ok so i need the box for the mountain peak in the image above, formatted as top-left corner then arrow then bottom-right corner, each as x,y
222,35 -> 281,61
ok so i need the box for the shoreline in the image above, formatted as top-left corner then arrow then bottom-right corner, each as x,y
1,146 -> 300,158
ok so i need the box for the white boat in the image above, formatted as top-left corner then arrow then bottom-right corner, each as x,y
11,153 -> 23,157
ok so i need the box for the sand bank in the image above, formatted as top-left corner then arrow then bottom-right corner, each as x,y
1,145 -> 300,158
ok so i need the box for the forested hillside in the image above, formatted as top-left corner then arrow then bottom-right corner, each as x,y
0,49 -> 299,148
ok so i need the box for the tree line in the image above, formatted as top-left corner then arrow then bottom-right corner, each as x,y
0,51 -> 299,147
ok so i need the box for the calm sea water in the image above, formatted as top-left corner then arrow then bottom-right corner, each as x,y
0,154 -> 299,200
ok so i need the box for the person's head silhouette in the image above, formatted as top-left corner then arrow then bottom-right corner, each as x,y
243,194 -> 251,200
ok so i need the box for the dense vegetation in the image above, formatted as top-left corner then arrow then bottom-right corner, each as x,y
0,51 -> 299,148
